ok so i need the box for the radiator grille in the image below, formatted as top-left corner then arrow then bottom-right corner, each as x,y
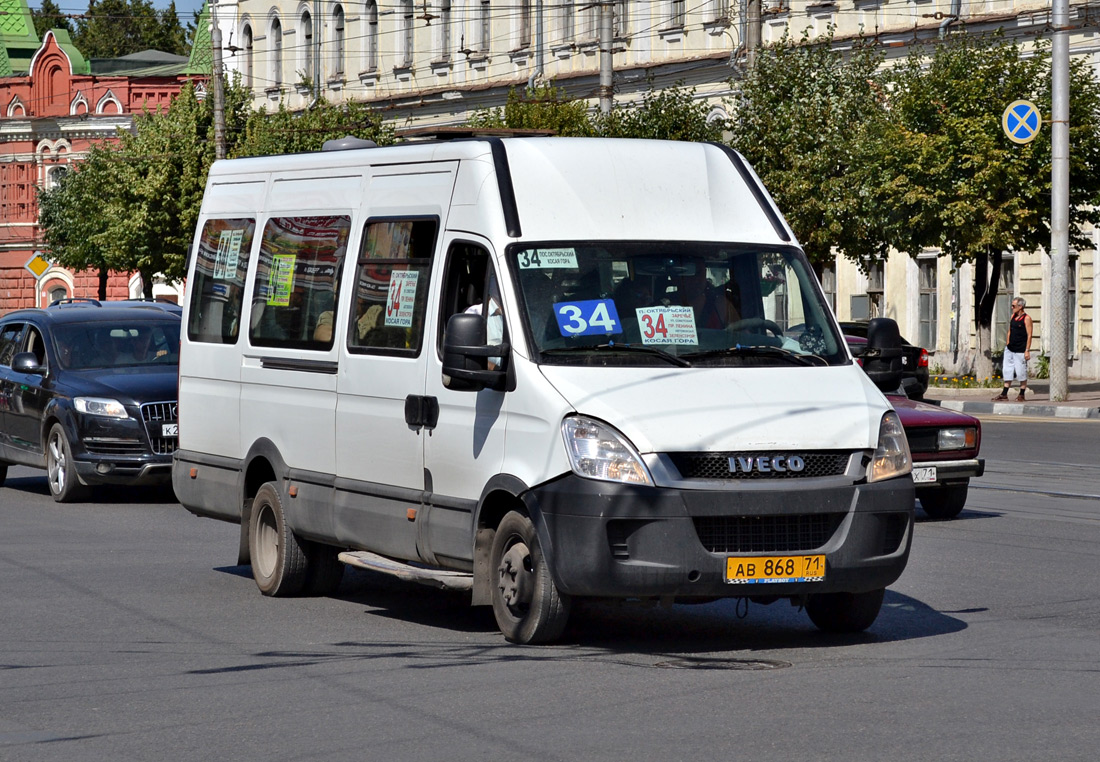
669,452 -> 850,480
902,429 -> 938,454
140,401 -> 178,456
693,514 -> 845,553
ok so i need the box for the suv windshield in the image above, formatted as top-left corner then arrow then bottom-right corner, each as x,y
52,322 -> 181,370
509,242 -> 846,367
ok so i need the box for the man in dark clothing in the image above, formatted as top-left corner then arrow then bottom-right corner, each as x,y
993,297 -> 1034,402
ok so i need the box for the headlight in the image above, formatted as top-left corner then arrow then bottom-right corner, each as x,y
561,416 -> 653,486
869,411 -> 911,483
937,427 -> 977,451
74,397 -> 129,419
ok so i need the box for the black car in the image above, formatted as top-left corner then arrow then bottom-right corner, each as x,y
0,300 -> 180,501
840,320 -> 929,399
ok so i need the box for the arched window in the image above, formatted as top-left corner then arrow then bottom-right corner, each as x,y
242,23 -> 254,88
271,17 -> 283,87
365,1 -> 378,71
332,5 -> 345,78
300,10 -> 314,82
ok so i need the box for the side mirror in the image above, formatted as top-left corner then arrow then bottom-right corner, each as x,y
11,351 -> 46,376
441,312 -> 509,392
863,318 -> 903,393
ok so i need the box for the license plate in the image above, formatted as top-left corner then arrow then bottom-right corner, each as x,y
162,423 -> 179,437
726,555 -> 825,584
912,466 -> 937,484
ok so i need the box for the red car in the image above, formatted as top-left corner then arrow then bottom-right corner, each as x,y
847,330 -> 984,519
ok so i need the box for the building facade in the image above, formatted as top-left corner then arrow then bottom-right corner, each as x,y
0,0 -> 208,314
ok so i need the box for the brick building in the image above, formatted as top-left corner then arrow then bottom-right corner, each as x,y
0,0 -> 207,313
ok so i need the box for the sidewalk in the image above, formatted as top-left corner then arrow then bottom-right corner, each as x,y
922,379 -> 1100,419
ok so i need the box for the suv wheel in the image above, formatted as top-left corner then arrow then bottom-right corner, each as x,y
46,423 -> 89,503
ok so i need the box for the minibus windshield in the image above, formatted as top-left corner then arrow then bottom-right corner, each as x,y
509,242 -> 847,367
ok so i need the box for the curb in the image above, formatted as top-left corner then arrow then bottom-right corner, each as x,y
935,400 -> 1100,419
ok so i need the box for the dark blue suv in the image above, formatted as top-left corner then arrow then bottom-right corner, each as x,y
0,300 -> 180,501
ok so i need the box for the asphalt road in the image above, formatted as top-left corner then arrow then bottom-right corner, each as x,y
2,418 -> 1098,762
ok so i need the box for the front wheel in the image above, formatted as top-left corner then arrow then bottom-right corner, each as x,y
490,511 -> 571,644
45,424 -> 88,503
248,483 -> 308,596
917,483 -> 968,520
806,588 -> 885,633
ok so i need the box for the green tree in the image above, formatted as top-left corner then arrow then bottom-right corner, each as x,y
595,83 -> 724,143
728,34 -> 889,269
31,0 -> 73,40
74,0 -> 188,58
880,33 -> 1100,377
233,98 -> 396,158
467,84 -> 595,136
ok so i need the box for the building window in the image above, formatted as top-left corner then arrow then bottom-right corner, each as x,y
332,5 -> 345,78
300,11 -> 314,82
918,258 -> 937,350
820,266 -> 836,313
518,0 -> 532,49
578,2 -> 597,40
1069,254 -> 1079,357
400,0 -> 414,67
992,254 -> 1014,352
558,0 -> 573,41
271,17 -> 283,87
669,0 -> 687,27
614,0 -> 629,35
477,0 -> 491,53
365,0 -> 378,71
242,24 -> 253,88
437,0 -> 452,61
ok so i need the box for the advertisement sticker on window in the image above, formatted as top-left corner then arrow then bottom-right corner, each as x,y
519,248 -> 579,270
214,229 -> 244,279
267,254 -> 296,306
384,270 -> 419,327
636,306 -> 699,345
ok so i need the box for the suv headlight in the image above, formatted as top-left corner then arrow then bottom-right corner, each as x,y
561,416 -> 653,486
869,411 -> 911,483
74,397 -> 129,419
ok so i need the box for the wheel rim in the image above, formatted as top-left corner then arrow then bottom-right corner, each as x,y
496,538 -> 534,619
253,504 -> 279,579
47,432 -> 66,494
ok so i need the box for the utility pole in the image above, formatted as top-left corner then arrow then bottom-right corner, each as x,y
1050,0 -> 1070,400
599,1 -> 613,114
313,0 -> 322,102
211,0 -> 227,160
745,0 -> 761,70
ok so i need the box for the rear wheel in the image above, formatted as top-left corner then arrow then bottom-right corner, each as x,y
806,588 -> 885,633
491,510 -> 571,644
248,483 -> 308,596
917,483 -> 968,520
45,424 -> 88,503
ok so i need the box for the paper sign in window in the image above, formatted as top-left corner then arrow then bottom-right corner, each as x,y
214,229 -> 244,279
636,306 -> 699,345
267,254 -> 296,307
519,248 -> 579,270
384,270 -> 419,328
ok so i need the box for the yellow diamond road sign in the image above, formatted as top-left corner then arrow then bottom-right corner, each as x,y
25,253 -> 51,278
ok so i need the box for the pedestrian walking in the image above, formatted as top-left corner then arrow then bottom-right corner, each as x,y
993,297 -> 1034,401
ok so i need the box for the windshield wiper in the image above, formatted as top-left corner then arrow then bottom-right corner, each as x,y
681,344 -> 826,367
542,342 -> 691,367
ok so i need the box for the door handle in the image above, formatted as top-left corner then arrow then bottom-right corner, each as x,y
404,395 -> 439,430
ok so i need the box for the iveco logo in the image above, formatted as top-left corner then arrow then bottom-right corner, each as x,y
728,455 -> 806,474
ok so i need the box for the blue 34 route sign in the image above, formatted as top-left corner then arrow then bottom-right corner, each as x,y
1003,100 -> 1041,144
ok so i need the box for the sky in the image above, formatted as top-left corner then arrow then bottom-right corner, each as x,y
27,0 -> 209,27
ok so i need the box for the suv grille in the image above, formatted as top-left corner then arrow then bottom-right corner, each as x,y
668,452 -> 850,480
693,514 -> 845,553
141,401 -> 178,455
84,438 -> 146,456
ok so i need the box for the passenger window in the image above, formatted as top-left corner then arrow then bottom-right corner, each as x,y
349,218 -> 437,356
438,244 -> 507,368
0,323 -> 26,366
248,215 -> 352,350
187,218 -> 257,344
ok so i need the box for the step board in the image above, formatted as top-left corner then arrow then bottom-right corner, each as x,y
338,551 -> 473,592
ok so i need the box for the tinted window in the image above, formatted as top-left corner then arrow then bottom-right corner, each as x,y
188,218 -> 257,344
349,218 -> 437,356
0,323 -> 26,366
52,322 -> 181,370
248,215 -> 351,350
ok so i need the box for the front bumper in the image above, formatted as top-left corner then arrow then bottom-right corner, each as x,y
70,409 -> 175,486
913,458 -> 984,488
522,474 -> 914,599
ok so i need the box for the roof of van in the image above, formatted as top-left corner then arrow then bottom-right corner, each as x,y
207,138 -> 796,247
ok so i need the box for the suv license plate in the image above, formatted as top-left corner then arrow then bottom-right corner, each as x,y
162,423 -> 179,437
726,555 -> 825,584
912,466 -> 937,484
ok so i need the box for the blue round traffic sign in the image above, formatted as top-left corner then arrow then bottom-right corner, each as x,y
1003,100 -> 1041,144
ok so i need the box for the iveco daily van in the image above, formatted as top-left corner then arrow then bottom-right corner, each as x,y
173,137 -> 914,643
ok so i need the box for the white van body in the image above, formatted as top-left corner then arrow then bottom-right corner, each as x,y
174,137 -> 914,643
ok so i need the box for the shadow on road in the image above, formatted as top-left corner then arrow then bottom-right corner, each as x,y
0,473 -> 178,504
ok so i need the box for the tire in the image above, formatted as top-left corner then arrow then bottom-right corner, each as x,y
490,510 -> 571,644
248,483 -> 308,596
917,483 -> 968,520
806,588 -> 885,633
0,462 -> 7,488
303,541 -> 345,596
45,423 -> 89,503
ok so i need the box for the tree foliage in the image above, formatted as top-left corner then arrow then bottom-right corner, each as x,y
73,0 -> 189,58
31,0 -> 73,40
467,84 -> 594,136
594,83 -> 725,142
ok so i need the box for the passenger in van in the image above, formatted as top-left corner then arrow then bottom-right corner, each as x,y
313,311 -> 334,342
676,259 -> 730,329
